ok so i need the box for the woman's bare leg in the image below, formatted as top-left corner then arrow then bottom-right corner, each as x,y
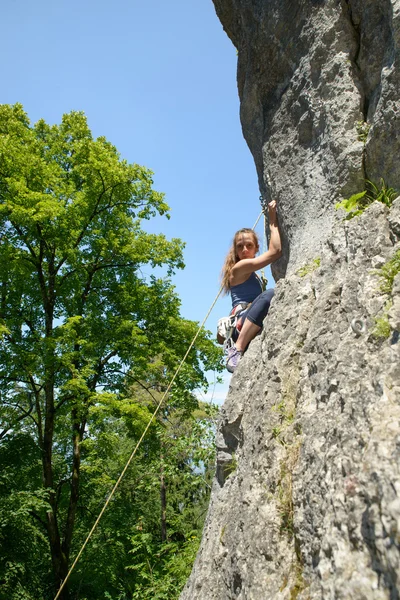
235,319 -> 261,352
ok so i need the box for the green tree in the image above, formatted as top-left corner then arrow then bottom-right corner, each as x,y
0,104 -> 222,599
64,397 -> 218,600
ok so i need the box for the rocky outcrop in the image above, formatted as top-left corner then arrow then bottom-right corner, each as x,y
212,0 -> 400,278
182,199 -> 400,600
181,1 -> 400,598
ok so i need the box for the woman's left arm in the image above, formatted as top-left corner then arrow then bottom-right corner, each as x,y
267,200 -> 282,256
230,201 -> 282,285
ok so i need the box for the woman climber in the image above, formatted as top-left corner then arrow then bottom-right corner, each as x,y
220,200 -> 282,372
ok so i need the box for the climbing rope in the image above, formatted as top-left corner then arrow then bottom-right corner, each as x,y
53,208 -> 265,600
252,209 -> 263,230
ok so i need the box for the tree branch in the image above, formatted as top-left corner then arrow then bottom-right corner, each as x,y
0,375 -> 32,385
11,222 -> 38,263
30,510 -> 48,531
29,375 -> 44,446
114,370 -> 161,407
79,254 -> 102,308
54,172 -> 108,275
54,393 -> 76,412
36,222 -> 50,253
0,399 -> 36,440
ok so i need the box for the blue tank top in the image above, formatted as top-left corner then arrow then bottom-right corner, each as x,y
230,272 -> 263,307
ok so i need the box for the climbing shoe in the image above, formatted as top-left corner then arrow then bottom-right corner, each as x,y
226,346 -> 243,373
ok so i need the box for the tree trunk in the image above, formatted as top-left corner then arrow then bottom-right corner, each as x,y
43,379 -> 69,599
41,258 -> 70,598
160,452 -> 167,543
62,409 -> 85,562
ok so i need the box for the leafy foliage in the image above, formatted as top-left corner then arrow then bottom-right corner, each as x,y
372,312 -> 392,340
335,179 -> 399,219
378,250 -> 400,295
355,120 -> 370,143
370,250 -> 400,341
0,435 -> 53,600
67,401 -> 218,600
335,190 -> 367,219
0,105 -> 222,599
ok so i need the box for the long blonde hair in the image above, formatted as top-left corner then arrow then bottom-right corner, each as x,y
220,228 -> 259,294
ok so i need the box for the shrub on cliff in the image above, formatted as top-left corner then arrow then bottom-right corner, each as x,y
336,179 -> 398,219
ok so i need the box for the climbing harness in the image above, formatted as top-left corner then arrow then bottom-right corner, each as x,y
53,207 -> 266,600
217,302 -> 250,356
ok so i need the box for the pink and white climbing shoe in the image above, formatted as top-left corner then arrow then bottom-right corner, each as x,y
226,346 -> 243,373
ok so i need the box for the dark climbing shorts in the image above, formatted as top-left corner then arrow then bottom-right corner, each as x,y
232,289 -> 274,342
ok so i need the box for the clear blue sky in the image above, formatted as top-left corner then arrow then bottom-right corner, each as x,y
3,0 -> 270,400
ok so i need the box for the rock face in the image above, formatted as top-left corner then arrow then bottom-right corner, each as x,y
182,200 -> 400,599
212,0 -> 400,279
181,1 -> 400,598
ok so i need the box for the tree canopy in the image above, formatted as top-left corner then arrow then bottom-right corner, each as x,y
0,104 -> 222,599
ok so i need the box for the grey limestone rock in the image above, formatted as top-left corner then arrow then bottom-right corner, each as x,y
180,2 -> 400,598
212,0 -> 400,279
181,200 -> 400,600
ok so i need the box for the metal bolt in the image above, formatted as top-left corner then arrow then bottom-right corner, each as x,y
351,318 -> 366,335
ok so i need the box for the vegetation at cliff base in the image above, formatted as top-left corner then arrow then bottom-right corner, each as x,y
0,104 -> 222,599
